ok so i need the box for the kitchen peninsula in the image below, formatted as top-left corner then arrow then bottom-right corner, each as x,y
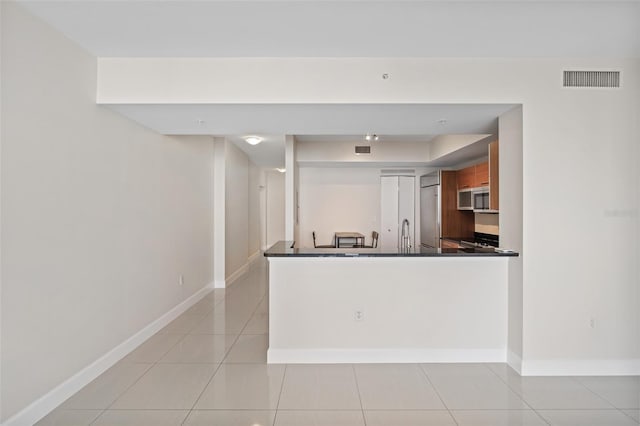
264,242 -> 518,364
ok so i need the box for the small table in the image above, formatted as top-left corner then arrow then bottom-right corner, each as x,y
335,232 -> 365,248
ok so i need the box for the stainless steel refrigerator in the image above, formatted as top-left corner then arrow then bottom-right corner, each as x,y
420,171 -> 441,248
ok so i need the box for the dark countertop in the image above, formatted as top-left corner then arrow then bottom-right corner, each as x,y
264,241 -> 518,257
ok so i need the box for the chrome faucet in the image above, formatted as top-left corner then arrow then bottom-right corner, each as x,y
400,218 -> 411,250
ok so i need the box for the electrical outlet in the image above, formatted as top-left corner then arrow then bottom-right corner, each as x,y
354,311 -> 364,321
179,275 -> 184,286
590,317 -> 595,328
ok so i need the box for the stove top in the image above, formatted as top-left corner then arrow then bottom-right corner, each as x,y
460,232 -> 499,248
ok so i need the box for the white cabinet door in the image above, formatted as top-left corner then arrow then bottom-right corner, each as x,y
380,176 -> 415,250
380,176 -> 399,250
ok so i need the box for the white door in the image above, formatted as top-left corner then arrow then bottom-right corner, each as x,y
380,176 -> 399,249
398,176 -> 415,248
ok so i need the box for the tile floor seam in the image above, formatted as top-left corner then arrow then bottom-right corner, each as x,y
85,408 -> 106,425
572,376 -> 624,411
531,408 -> 553,426
150,332 -> 198,364
351,364 -> 367,426
484,362 -> 552,425
182,288 -> 268,426
535,408 -> 640,426
216,293 -> 267,366
273,364 -> 289,426
184,297 -> 264,413
97,362 -> 156,412
183,289 -> 267,422
533,408 -> 640,411
417,364 -> 460,426
620,409 -> 640,425
81,329 -> 191,412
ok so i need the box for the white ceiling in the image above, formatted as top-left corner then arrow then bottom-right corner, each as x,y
19,1 -> 640,58
18,0 -> 639,167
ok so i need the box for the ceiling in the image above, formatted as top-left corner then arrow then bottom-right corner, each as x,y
18,0 -> 639,168
19,1 -> 640,58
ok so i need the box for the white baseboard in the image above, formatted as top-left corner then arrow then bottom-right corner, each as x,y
507,350 -> 523,375
248,250 -> 262,265
3,284 -> 214,426
520,358 -> 640,376
214,253 -> 260,290
267,348 -> 507,364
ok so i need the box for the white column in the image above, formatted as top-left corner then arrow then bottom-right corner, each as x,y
499,106 -> 524,373
212,137 -> 226,288
284,135 -> 296,241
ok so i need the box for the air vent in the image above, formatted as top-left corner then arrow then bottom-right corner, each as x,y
355,146 -> 371,154
381,169 -> 416,176
563,71 -> 620,88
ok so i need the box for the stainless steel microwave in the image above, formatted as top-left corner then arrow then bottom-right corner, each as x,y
473,187 -> 490,210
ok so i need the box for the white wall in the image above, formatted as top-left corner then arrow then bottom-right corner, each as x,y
265,171 -> 285,249
212,137 -> 226,288
224,141 -> 249,279
284,136 -> 296,241
95,56 -> 640,374
298,168 -> 381,248
248,162 -> 261,256
268,257 -> 508,363
0,2 -> 214,421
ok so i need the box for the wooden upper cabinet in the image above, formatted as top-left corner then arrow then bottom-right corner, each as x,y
489,141 -> 499,210
456,166 -> 475,189
474,162 -> 489,187
454,140 -> 499,211
456,162 -> 489,189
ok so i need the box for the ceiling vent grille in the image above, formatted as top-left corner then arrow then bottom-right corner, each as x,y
355,146 -> 371,154
381,169 -> 416,176
563,71 -> 620,88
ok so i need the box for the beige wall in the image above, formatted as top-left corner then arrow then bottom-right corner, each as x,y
0,3 -> 214,421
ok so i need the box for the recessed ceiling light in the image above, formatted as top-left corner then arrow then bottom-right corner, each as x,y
365,133 -> 379,141
276,168 -> 286,173
195,119 -> 205,125
245,136 -> 262,145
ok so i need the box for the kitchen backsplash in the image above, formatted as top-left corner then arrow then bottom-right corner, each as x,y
475,213 -> 499,235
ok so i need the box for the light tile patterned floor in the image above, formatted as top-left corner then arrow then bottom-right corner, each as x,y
37,261 -> 640,426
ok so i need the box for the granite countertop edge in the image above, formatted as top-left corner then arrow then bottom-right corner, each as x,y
263,241 -> 519,257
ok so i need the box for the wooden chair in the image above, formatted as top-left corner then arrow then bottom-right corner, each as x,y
353,231 -> 378,248
361,231 -> 379,248
312,231 -> 335,248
